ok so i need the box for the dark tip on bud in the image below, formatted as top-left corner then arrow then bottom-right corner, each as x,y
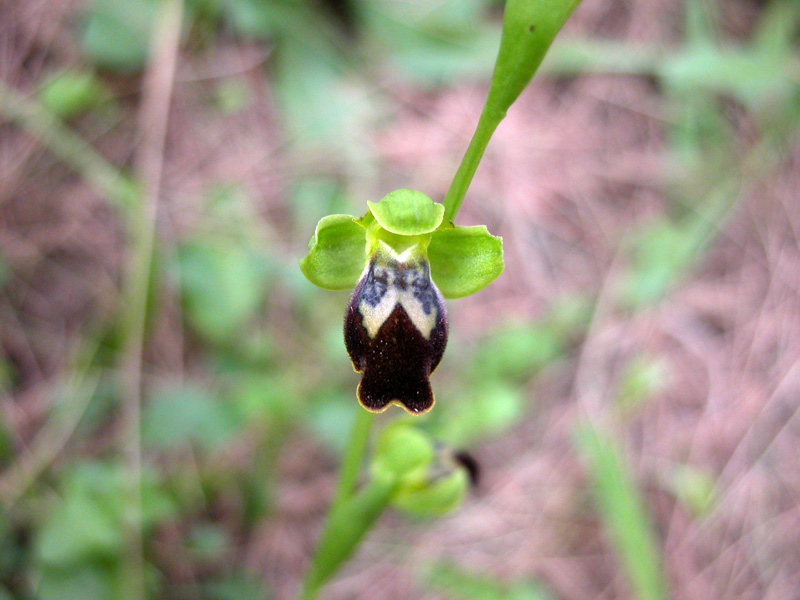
453,450 -> 480,487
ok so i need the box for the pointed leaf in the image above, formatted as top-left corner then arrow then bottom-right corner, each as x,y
367,188 -> 444,236
300,214 -> 366,290
428,225 -> 503,298
484,0 -> 582,117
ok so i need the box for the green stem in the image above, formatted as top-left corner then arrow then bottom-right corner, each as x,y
331,408 -> 375,507
442,106 -> 504,222
299,408 -> 393,600
443,0 -> 583,222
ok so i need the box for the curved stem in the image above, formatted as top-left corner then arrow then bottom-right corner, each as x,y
298,409 -> 380,600
442,106 -> 504,222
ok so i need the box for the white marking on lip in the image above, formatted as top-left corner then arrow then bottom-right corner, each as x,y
358,259 -> 439,340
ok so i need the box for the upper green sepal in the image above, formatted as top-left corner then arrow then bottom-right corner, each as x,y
429,224 -> 504,298
367,189 -> 445,236
299,214 -> 367,290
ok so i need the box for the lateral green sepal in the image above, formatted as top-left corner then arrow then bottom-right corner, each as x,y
299,214 -> 367,290
428,224 -> 504,298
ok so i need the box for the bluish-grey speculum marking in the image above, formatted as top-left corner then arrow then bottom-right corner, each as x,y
344,251 -> 447,414
360,265 -> 389,307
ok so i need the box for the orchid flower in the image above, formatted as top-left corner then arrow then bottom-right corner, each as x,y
300,189 -> 503,413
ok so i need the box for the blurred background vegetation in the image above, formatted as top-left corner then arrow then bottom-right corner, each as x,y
1,0 -> 799,598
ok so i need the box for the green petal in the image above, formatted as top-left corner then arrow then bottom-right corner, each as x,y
299,214 -> 367,290
428,225 -> 504,298
367,189 -> 445,236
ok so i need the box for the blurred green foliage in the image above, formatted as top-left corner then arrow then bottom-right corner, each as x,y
1,0 -> 797,598
546,0 -> 800,307
427,561 -> 555,600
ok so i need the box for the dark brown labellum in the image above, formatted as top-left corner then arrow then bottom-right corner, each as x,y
344,254 -> 447,414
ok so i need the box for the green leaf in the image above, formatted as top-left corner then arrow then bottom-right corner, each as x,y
301,476 -> 397,598
485,0 -> 582,118
370,424 -> 435,481
436,383 -> 522,445
615,354 -> 667,414
36,69 -> 107,119
299,214 -> 366,290
473,321 -> 563,380
36,494 -> 121,567
203,572 -> 267,600
616,219 -> 699,306
307,390 -> 357,454
37,565 -> 112,600
428,224 -> 503,298
367,189 -> 445,236
442,0 -> 582,220
80,0 -> 158,71
142,384 -> 238,450
177,239 -> 272,341
667,464 -> 716,517
428,562 -> 554,600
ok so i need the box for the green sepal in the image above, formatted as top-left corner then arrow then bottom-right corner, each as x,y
391,468 -> 469,518
370,424 -> 435,481
299,214 -> 367,290
367,188 -> 445,236
428,224 -> 504,298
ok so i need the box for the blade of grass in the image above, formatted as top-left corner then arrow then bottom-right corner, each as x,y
574,423 -> 667,600
0,82 -> 136,208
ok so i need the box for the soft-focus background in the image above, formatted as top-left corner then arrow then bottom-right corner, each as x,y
2,0 -> 800,598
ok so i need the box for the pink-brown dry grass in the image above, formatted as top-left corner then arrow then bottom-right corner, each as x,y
2,0 -> 799,599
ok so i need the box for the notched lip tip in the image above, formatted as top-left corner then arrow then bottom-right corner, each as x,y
398,396 -> 434,415
356,391 -> 435,415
